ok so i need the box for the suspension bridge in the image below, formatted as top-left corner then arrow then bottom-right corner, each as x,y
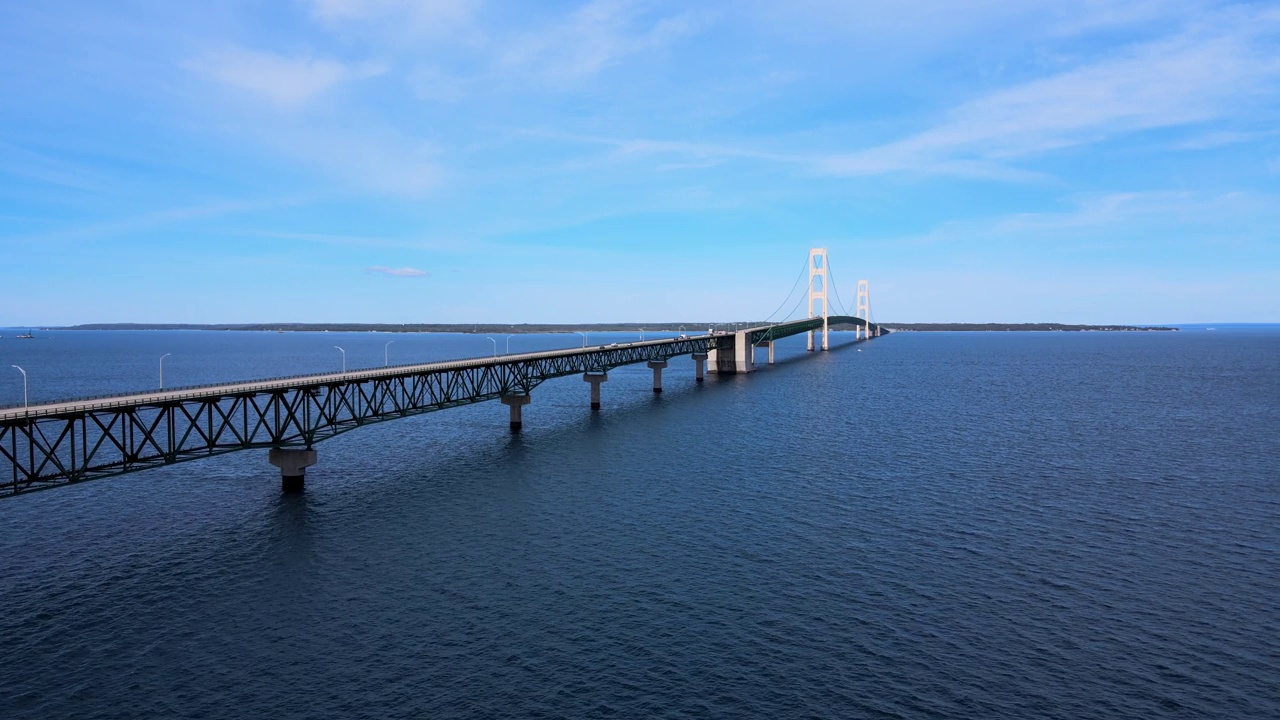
1,249 -> 884,497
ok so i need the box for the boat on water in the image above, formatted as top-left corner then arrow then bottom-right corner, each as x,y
15,329 -> 34,339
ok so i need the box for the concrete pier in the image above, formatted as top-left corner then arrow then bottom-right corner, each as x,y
583,372 -> 607,409
707,332 -> 755,374
691,353 -> 707,382
501,394 -> 531,431
760,340 -> 775,365
734,331 -> 756,373
269,448 -> 317,493
647,360 -> 668,393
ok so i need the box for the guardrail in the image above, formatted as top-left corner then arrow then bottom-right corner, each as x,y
0,335 -> 716,419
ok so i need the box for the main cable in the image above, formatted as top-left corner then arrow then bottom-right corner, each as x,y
782,284 -> 808,321
827,260 -> 851,316
763,256 -> 811,323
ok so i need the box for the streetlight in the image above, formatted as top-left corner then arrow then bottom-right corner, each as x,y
504,334 -> 515,354
573,331 -> 588,348
484,336 -> 497,357
639,328 -> 645,341
384,340 -> 395,367
11,365 -> 27,410
334,346 -> 346,372
160,353 -> 171,390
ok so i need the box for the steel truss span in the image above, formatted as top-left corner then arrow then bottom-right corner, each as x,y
0,318 -> 882,498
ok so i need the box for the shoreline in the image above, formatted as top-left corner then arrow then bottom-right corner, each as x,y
33,322 -> 1181,333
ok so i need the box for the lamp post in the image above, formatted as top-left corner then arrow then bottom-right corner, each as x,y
573,331 -> 588,348
384,340 -> 395,367
334,346 -> 346,372
485,337 -> 496,357
505,334 -> 515,354
639,328 -> 645,341
11,365 -> 27,410
160,353 -> 171,390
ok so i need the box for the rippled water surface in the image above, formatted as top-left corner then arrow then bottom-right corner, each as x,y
1,328 -> 1277,719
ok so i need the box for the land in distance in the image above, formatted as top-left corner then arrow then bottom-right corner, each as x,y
880,323 -> 1176,331
55,322 -> 1177,333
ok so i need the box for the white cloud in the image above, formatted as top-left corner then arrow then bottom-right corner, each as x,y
815,10 -> 1280,178
750,0 -> 1204,49
368,265 -> 428,277
3,196 -> 306,244
854,190 -> 1280,257
188,47 -> 386,107
283,126 -> 440,196
306,0 -> 479,39
498,0 -> 708,84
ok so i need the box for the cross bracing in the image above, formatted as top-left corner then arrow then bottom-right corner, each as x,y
0,317 -> 882,498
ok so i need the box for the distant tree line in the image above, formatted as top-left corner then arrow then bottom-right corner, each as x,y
59,322 -> 1174,333
879,323 -> 1177,331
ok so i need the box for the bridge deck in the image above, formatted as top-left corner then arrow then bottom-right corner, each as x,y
1,318 -> 882,497
0,335 -> 717,421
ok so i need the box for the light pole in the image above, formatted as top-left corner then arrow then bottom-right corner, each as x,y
160,353 -> 171,390
11,365 -> 27,410
334,346 -> 346,372
678,325 -> 686,332
485,336 -> 496,357
639,328 -> 645,341
573,331 -> 588,348
384,340 -> 395,367
504,334 -> 515,354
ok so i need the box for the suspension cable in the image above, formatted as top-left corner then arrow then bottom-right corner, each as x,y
782,284 -> 808,322
827,260 -> 851,317
763,256 -> 811,323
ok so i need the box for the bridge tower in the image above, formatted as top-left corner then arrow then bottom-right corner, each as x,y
807,248 -> 829,351
856,280 -> 871,340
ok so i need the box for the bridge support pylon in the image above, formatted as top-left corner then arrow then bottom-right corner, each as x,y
760,340 -> 775,365
855,280 -> 871,341
807,248 -> 829,351
647,360 -> 668,393
583,372 -> 607,409
501,394 -> 531,431
707,333 -> 755,374
734,331 -> 756,373
691,353 -> 707,382
269,448 -> 317,493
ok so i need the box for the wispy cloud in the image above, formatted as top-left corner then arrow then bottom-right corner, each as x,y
816,10 -> 1280,178
306,0 -> 478,37
498,0 -> 709,84
1173,129 -> 1280,150
248,230 -> 479,253
2,197 -> 306,244
367,265 -> 428,277
857,190 -> 1280,255
188,47 -> 386,107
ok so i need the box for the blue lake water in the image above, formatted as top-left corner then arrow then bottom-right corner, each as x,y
0,328 -> 1277,718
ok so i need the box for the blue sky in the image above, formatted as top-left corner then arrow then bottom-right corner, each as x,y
1,0 -> 1277,324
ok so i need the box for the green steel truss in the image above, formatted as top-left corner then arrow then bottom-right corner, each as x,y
1,318 -> 882,498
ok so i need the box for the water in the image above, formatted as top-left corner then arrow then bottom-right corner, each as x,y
1,328 -> 1276,719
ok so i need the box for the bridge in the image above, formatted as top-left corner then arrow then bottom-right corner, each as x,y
1,250 -> 884,497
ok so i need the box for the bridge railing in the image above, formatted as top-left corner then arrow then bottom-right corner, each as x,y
0,334 -> 720,418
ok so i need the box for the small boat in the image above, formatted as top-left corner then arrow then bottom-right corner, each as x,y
15,329 -> 34,339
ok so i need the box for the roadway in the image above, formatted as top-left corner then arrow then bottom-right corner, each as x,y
0,334 -> 717,422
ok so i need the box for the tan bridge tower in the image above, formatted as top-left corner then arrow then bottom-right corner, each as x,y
856,280 -> 871,340
807,248 -> 829,352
